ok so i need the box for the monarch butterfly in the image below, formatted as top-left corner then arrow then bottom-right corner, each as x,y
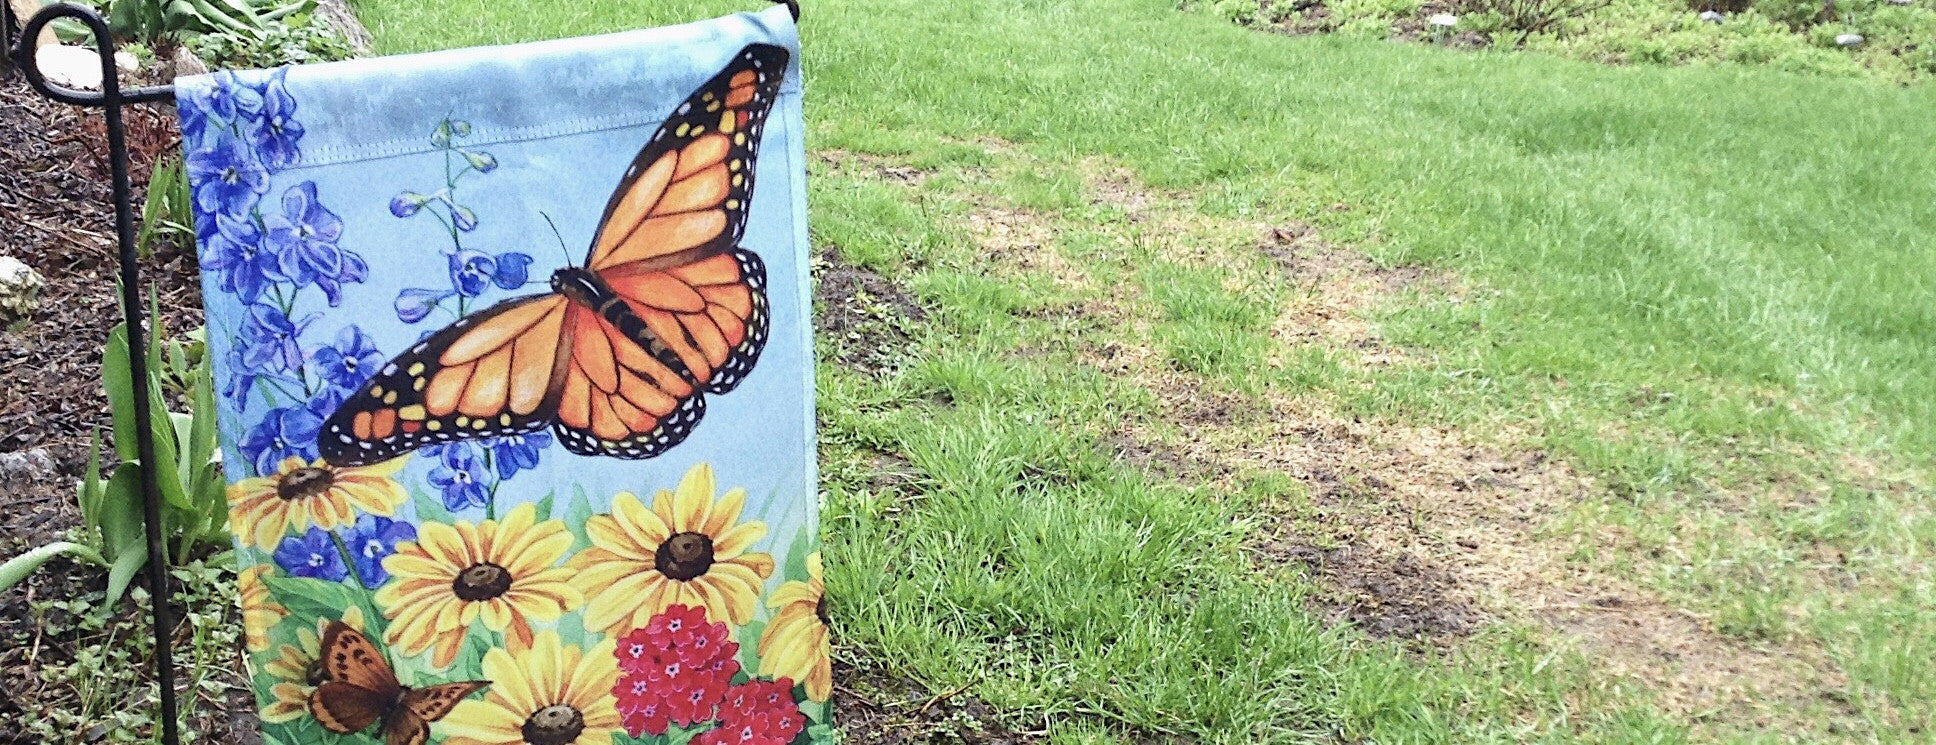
308,621 -> 490,745
318,44 -> 788,466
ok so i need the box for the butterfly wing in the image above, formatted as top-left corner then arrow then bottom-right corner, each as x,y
586,43 -> 788,275
400,681 -> 491,722
318,621 -> 402,693
319,295 -> 572,466
310,681 -> 390,735
381,709 -> 430,745
552,303 -> 707,458
584,44 -> 785,395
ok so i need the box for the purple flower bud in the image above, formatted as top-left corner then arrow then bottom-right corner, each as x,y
390,191 -> 427,218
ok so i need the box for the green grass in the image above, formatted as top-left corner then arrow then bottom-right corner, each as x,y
355,1 -> 1936,741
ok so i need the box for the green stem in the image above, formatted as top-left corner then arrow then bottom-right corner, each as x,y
482,450 -> 498,521
330,530 -> 368,592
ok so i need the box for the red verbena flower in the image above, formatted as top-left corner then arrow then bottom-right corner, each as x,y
613,604 -> 742,737
693,678 -> 805,745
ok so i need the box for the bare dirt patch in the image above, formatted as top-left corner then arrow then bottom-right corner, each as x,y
834,657 -> 1043,745
813,247 -> 928,376
816,149 -> 930,188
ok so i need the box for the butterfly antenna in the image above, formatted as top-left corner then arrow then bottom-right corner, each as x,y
540,213 -> 574,268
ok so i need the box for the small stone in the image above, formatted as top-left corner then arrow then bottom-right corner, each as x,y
171,46 -> 209,78
115,50 -> 139,73
35,45 -> 103,90
1836,33 -> 1865,47
0,255 -> 45,321
0,448 -> 57,486
1886,0 -> 1911,5
1428,13 -> 1458,27
1698,10 -> 1724,22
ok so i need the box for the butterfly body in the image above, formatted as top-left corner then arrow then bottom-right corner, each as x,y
319,45 -> 788,466
308,621 -> 489,745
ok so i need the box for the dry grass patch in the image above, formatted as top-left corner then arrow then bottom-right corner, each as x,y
825,142 -> 1867,738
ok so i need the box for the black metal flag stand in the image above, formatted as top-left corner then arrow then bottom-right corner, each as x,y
0,1 -> 798,742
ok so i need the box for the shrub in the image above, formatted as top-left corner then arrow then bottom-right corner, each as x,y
1460,0 -> 1617,42
186,17 -> 355,67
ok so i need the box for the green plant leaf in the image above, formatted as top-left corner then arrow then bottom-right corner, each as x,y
76,429 -> 106,549
98,463 -> 147,563
564,485 -> 596,551
412,486 -> 455,526
0,542 -> 108,592
264,575 -> 367,628
103,542 -> 150,611
104,324 -> 138,462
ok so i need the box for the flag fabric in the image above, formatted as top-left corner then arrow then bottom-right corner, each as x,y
178,6 -> 828,743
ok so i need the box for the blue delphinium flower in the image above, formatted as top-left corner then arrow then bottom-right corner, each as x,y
249,69 -> 304,172
220,344 -> 259,406
312,325 -> 383,391
446,249 -> 533,298
490,431 -> 552,480
239,304 -> 312,373
241,406 -> 322,477
428,443 -> 491,511
343,514 -> 416,589
393,287 -> 455,324
199,212 -> 277,303
179,75 -> 264,146
264,182 -> 368,306
274,527 -> 347,582
185,130 -> 268,217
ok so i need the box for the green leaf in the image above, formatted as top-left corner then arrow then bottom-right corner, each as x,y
564,485 -> 597,551
77,429 -> 106,547
531,491 -> 557,522
188,362 -> 218,479
412,487 -> 455,526
104,542 -> 150,610
264,575 -> 366,628
104,324 -> 138,461
784,527 -> 818,584
98,463 -> 147,562
0,542 -> 108,591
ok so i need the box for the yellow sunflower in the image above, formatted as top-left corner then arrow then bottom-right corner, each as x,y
758,551 -> 832,702
568,463 -> 775,634
376,503 -> 580,668
440,630 -> 620,745
259,607 -> 366,723
229,456 -> 408,549
237,564 -> 287,653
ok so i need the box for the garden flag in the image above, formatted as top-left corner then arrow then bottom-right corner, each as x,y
176,6 -> 828,745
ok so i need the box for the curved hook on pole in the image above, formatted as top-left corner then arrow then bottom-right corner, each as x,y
6,3 -> 175,106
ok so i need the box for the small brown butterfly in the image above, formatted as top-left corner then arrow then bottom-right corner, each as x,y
307,620 -> 490,745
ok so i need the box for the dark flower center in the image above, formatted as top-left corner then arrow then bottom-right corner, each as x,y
520,704 -> 585,745
342,357 -> 359,370
222,167 -> 240,184
816,593 -> 830,625
276,467 -> 334,501
452,562 -> 513,601
655,532 -> 715,581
